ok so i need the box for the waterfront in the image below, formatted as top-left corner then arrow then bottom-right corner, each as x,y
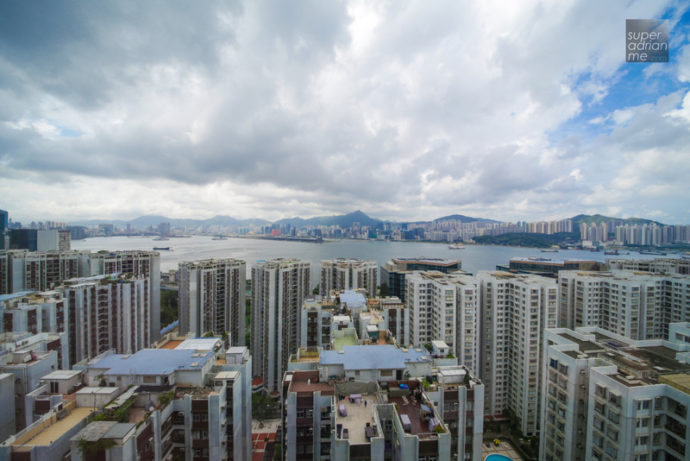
72,236 -> 674,288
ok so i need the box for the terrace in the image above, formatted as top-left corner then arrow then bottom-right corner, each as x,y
388,395 -> 443,440
335,393 -> 380,445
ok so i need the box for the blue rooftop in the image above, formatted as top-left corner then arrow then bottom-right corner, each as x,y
320,345 -> 429,370
339,290 -> 366,308
0,291 -> 35,302
89,349 -> 213,376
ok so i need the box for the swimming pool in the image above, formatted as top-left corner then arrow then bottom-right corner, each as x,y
485,455 -> 514,461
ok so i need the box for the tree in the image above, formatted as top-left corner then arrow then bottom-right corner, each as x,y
160,289 -> 178,326
252,392 -> 279,422
379,283 -> 390,297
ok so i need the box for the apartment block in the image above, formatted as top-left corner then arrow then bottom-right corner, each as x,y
285,344 -> 481,460
496,257 -> 603,278
424,366 -> 484,461
540,326 -> 690,461
405,271 -> 480,374
251,258 -> 311,392
301,298 -> 336,348
320,258 -> 378,298
2,339 -> 251,461
61,274 -> 152,366
607,258 -> 690,275
381,258 -> 462,302
0,250 -> 161,341
281,369 -> 454,461
84,251 -> 161,340
0,348 -> 58,431
373,296 -> 407,346
0,250 -> 80,294
478,271 -> 558,436
558,270 -> 690,340
178,259 -> 247,345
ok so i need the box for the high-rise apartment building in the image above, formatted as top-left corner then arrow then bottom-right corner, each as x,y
478,271 -> 557,436
320,258 -> 378,298
0,250 -> 161,340
251,258 -> 310,392
60,274 -> 152,366
607,257 -> 690,275
285,345 -> 483,460
405,271 -> 480,373
381,257 -> 462,302
540,326 -> 690,461
2,340 -> 252,461
178,259 -> 247,345
558,270 -> 690,340
0,250 -> 80,294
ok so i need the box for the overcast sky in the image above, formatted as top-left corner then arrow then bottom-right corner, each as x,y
1,1 -> 690,224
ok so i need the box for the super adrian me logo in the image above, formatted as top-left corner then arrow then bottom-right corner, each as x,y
626,19 -> 669,63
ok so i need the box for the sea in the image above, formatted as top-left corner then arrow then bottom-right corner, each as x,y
72,236 -> 676,289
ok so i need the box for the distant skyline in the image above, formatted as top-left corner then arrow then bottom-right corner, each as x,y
1,1 -> 690,224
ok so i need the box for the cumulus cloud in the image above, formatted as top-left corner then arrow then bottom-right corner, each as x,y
0,0 -> 689,223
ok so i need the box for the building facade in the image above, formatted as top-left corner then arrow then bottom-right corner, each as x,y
178,259 -> 247,345
558,270 -> 690,340
251,258 -> 311,392
540,326 -> 690,461
478,271 -> 558,436
320,258 -> 378,298
405,271 -> 480,374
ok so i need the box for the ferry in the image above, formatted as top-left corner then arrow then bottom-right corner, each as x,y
153,246 -> 171,251
448,243 -> 465,249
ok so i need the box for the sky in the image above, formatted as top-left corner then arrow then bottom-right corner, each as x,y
1,1 -> 690,225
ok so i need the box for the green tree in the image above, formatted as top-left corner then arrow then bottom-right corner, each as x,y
160,289 -> 179,326
252,392 -> 280,422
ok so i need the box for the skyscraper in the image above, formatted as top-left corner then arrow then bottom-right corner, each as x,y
320,258 -> 378,298
178,259 -> 247,344
251,258 -> 310,392
478,271 -> 558,436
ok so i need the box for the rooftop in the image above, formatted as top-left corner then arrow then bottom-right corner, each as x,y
321,345 -> 429,371
339,291 -> 367,308
336,393 -> 379,445
175,337 -> 222,351
333,332 -> 358,351
14,407 -> 95,447
72,421 -> 135,443
288,371 -> 333,395
88,349 -> 213,376
388,395 -> 440,439
0,291 -> 35,303
41,370 -> 82,381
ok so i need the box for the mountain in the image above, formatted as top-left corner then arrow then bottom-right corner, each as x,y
70,215 -> 269,229
571,214 -> 664,227
433,214 -> 499,223
275,210 -> 382,228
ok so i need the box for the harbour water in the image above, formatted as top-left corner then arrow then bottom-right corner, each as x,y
72,236 -> 672,288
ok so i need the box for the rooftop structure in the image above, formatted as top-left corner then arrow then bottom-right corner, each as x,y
540,325 -> 690,461
381,257 -> 463,302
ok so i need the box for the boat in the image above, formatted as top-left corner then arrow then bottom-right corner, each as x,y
541,248 -> 558,253
448,244 -> 465,249
153,237 -> 169,241
639,250 -> 667,256
604,250 -> 619,255
212,235 -> 227,240
153,247 -> 171,251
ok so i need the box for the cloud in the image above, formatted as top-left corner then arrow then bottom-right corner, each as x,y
1,0 -> 689,223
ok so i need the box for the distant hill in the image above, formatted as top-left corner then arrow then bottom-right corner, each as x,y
433,214 -> 499,223
70,214 -> 269,229
275,210 -> 382,228
571,214 -> 664,226
474,232 -> 578,248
